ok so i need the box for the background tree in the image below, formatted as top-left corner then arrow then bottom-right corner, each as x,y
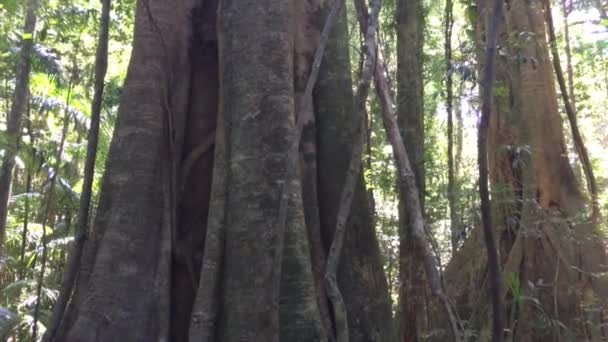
395,0 -> 427,339
444,0 -> 608,340
0,0 -> 606,340
0,0 -> 39,253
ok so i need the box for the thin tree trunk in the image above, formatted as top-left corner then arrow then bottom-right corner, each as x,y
561,0 -> 576,112
477,0 -> 505,339
454,80 -> 464,179
43,1 -> 111,340
376,49 -> 463,342
19,115 -> 35,280
395,0 -> 427,338
19,172 -> 32,278
445,0 -> 458,255
323,1 -> 380,341
294,0 -> 333,337
355,1 -> 462,340
315,1 -> 396,340
543,0 -> 599,220
0,0 -> 39,253
33,91 -> 73,341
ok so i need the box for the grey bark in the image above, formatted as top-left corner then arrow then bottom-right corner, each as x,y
64,0 -> 194,339
0,0 -> 39,254
171,1 -> 218,341
315,1 -> 396,341
189,0 -> 324,340
323,1 -> 380,341
55,0 -> 399,340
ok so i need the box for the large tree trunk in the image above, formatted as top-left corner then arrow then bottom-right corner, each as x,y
192,1 -> 324,340
64,0 -> 194,339
59,0 -> 395,340
396,0 -> 426,340
443,0 -> 608,340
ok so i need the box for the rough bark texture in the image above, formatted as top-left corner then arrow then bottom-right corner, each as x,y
191,1 -> 325,340
315,1 -> 396,341
297,6 -> 335,334
323,1 -> 380,341
0,0 -> 39,254
64,0 -> 194,339
396,0 -> 426,339
56,0 -> 398,340
442,0 -> 608,340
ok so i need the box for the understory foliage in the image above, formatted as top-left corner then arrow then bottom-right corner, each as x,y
0,0 -> 606,340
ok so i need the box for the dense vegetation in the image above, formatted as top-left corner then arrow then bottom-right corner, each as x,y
0,0 -> 607,340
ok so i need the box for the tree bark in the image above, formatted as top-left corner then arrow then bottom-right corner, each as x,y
315,1 -> 397,341
0,0 -> 39,254
64,0 -> 194,339
395,0 -> 427,339
55,0 -> 399,340
443,0 -> 608,339
323,1 -> 380,341
355,1 -> 461,340
190,1 -> 325,340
